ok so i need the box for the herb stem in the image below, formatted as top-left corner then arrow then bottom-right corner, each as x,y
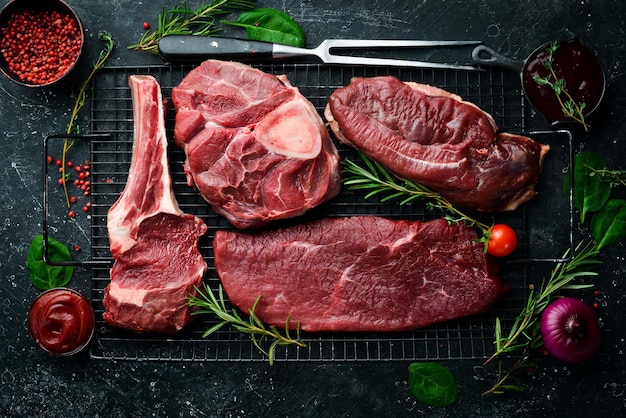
61,31 -> 116,207
128,0 -> 256,54
342,153 -> 491,232
533,41 -> 590,131
584,164 -> 626,188
482,241 -> 601,395
188,283 -> 306,365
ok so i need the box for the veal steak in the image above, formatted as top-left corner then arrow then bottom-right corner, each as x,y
214,216 -> 508,333
104,75 -> 208,334
172,59 -> 341,229
325,76 -> 550,212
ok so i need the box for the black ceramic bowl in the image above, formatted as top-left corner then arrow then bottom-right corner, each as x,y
0,0 -> 84,87
472,37 -> 605,129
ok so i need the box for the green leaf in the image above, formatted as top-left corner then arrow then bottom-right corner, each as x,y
26,235 -> 74,290
408,362 -> 458,407
532,75 -> 550,86
572,151 -> 611,222
223,8 -> 306,47
591,199 -> 626,249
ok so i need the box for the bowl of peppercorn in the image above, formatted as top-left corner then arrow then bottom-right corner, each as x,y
0,0 -> 84,87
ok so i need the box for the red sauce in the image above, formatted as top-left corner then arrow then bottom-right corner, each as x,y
522,38 -> 605,125
28,288 -> 95,356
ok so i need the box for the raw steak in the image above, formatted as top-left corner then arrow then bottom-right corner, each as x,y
325,76 -> 550,212
172,59 -> 341,229
214,216 -> 508,332
104,75 -> 208,334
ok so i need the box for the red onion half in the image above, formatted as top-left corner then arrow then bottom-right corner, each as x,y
540,297 -> 601,363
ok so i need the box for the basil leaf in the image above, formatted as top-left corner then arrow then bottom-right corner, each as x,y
408,362 -> 458,407
26,235 -> 74,290
572,151 -> 611,222
223,8 -> 306,47
591,199 -> 626,250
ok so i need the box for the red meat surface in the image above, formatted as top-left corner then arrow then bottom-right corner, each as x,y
325,76 -> 550,212
214,216 -> 508,333
104,75 -> 207,334
172,59 -> 341,229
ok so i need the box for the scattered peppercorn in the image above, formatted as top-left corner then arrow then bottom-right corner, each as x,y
50,154 -> 94,219
0,8 -> 82,85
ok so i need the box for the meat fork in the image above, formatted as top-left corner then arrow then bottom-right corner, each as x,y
159,36 -> 482,71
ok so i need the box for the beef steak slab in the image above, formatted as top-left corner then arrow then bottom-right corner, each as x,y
104,75 -> 208,334
325,76 -> 550,212
172,59 -> 341,229
214,216 -> 508,333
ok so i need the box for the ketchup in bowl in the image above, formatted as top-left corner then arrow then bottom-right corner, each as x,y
28,288 -> 95,356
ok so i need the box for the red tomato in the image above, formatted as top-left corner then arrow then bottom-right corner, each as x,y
486,224 -> 518,257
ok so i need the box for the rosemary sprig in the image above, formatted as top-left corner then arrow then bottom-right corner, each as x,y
482,241 -> 601,395
342,152 -> 491,232
128,0 -> 256,54
188,283 -> 306,365
533,41 -> 590,131
61,31 -> 116,207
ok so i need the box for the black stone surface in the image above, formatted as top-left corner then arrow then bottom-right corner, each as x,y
1,1 -> 625,416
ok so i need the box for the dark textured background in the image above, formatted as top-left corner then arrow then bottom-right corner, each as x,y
1,1 -> 625,416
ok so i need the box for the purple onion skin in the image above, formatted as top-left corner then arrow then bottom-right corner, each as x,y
540,297 -> 601,363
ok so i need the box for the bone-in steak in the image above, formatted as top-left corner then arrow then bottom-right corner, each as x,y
325,76 -> 550,212
104,75 -> 208,334
172,59 -> 341,229
214,216 -> 508,333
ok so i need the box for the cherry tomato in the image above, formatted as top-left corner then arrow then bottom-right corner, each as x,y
486,224 -> 518,257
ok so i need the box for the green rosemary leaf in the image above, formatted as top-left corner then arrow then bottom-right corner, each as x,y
482,241 -> 600,395
494,317 -> 502,348
129,0 -> 256,54
341,153 -> 490,232
188,283 -> 305,364
380,191 -> 409,202
201,321 -> 228,337
399,194 -> 422,205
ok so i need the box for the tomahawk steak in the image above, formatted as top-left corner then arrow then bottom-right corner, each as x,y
172,59 -> 341,229
104,75 -> 208,334
325,76 -> 550,212
214,216 -> 508,333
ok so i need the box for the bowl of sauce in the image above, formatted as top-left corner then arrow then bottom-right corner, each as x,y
472,37 -> 605,130
522,37 -> 605,128
27,288 -> 95,356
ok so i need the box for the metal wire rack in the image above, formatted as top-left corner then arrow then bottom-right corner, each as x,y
82,63 -> 571,362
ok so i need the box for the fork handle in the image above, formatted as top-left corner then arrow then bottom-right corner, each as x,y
159,36 -> 274,62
